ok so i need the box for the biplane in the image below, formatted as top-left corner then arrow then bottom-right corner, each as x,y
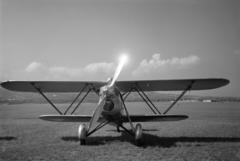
1,56 -> 229,145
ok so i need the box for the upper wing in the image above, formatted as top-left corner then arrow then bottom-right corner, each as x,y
1,81 -> 107,92
116,78 -> 229,92
1,78 -> 229,93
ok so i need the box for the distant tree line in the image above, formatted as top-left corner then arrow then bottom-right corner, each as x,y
1,91 -> 240,104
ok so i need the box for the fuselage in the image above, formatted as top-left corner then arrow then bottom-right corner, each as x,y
99,84 -> 124,121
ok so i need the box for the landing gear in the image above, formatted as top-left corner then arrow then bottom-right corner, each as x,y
117,125 -> 121,132
135,123 -> 143,146
78,124 -> 87,145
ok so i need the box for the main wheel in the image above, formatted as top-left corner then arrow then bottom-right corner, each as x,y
78,124 -> 87,145
135,123 -> 143,146
80,139 -> 86,145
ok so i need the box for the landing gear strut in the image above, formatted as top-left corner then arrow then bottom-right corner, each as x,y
117,125 -> 120,132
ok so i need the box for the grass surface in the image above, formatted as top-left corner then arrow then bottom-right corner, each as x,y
1,102 -> 240,161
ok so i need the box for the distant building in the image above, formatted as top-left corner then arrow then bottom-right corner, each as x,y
203,99 -> 218,102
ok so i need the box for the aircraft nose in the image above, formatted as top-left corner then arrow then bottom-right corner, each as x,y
102,88 -> 110,97
103,100 -> 114,112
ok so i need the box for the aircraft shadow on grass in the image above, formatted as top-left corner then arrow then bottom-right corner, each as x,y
61,131 -> 240,148
0,136 -> 17,141
107,129 -> 159,132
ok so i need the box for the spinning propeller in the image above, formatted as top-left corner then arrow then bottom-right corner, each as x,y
88,55 -> 127,132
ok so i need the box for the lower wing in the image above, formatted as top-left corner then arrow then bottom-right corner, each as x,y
123,115 -> 188,122
39,114 -> 188,122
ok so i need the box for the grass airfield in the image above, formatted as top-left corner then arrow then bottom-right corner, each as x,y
1,102 -> 240,161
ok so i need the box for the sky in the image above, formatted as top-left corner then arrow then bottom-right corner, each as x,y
0,0 -> 240,97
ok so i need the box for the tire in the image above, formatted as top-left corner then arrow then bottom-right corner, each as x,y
136,139 -> 142,146
80,139 -> 86,145
78,124 -> 87,145
135,123 -> 143,146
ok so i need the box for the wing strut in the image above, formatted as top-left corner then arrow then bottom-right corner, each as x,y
122,84 -> 134,100
71,88 -> 92,114
89,83 -> 99,95
134,88 -> 157,114
163,81 -> 195,114
135,83 -> 161,114
31,83 -> 62,115
64,83 -> 88,115
119,91 -> 135,133
123,88 -> 133,101
122,83 -> 161,114
31,83 -> 97,115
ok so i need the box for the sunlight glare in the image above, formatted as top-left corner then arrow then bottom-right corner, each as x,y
109,53 -> 128,87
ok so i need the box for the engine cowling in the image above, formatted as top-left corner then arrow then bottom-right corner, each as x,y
103,100 -> 114,112
101,97 -> 122,116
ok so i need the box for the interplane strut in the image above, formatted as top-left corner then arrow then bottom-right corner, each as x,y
135,83 -> 161,114
163,81 -> 195,114
121,83 -> 161,115
64,83 -> 88,115
71,88 -> 92,114
31,80 -> 195,116
31,83 -> 62,115
122,81 -> 196,115
31,83 -> 98,115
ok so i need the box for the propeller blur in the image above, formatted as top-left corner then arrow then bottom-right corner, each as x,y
88,55 -> 127,132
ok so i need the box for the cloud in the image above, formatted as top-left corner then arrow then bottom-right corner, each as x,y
84,62 -> 115,74
234,50 -> 240,55
49,66 -> 82,77
24,61 -> 116,80
132,54 -> 200,77
48,62 -> 115,77
25,62 -> 45,72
